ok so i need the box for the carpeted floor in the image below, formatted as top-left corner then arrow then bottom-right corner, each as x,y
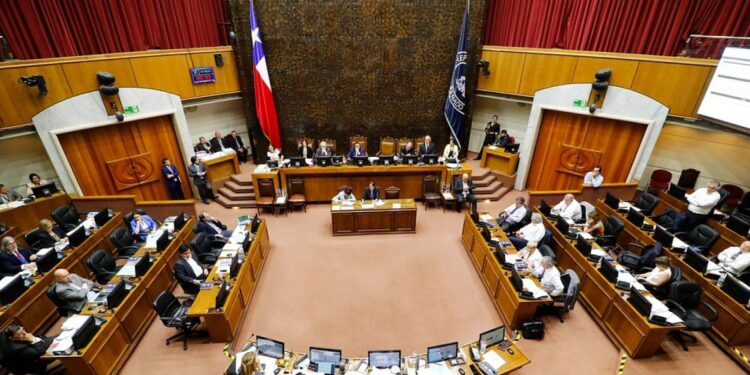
118,158 -> 745,375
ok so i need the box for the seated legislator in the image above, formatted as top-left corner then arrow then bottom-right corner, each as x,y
533,256 -> 564,297
297,139 -> 313,158
267,145 -> 282,162
332,188 -> 356,204
348,142 -> 366,159
419,135 -> 436,156
35,219 -> 66,248
552,194 -> 582,221
2,324 -> 56,375
25,173 -> 50,196
453,173 -> 476,213
400,141 -> 416,157
130,210 -> 159,242
363,182 -> 380,201
0,236 -> 37,274
52,268 -> 96,313
583,166 -> 604,188
227,130 -> 248,163
636,256 -> 672,290
210,131 -> 228,153
174,245 -> 208,295
581,212 -> 604,238
494,130 -> 511,148
443,138 -> 459,160
509,213 -> 545,250
0,184 -> 23,204
518,241 -> 543,271
316,141 -> 333,158
194,136 -> 213,154
196,211 -> 234,239
497,196 -> 528,232
717,241 -> 750,276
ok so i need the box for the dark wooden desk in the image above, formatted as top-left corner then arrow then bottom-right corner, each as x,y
0,192 -> 70,234
331,199 -> 417,236
480,146 -> 519,175
200,152 -> 240,183
188,220 -> 270,342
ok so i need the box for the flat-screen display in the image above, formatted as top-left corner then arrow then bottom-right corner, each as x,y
368,350 -> 400,368
426,342 -> 458,364
257,336 -> 284,359
479,325 -> 506,348
698,47 -> 750,134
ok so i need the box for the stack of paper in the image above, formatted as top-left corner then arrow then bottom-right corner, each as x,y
392,203 -> 401,209
483,350 -> 506,371
522,278 -> 549,299
672,237 -> 689,249
480,214 -> 494,222
442,192 -> 454,200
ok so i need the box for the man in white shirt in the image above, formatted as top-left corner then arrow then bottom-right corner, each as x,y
534,256 -> 564,297
583,166 -> 604,188
498,196 -> 528,232
510,213 -> 546,249
552,194 -> 582,221
685,181 -> 721,231
518,241 -> 543,273
717,241 -> 750,276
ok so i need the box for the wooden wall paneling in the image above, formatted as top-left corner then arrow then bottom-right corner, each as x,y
0,65 -> 72,127
61,59 -> 137,95
476,51 -> 525,93
189,51 -> 241,97
582,117 -> 646,184
526,110 -> 589,190
518,54 -> 578,96
630,62 -> 713,117
572,57 -> 638,88
129,55 -> 196,99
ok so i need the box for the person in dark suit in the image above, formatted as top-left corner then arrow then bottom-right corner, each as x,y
52,268 -> 96,314
173,245 -> 208,295
476,115 -> 501,160
188,156 -> 215,204
400,141 -> 416,157
453,173 -> 477,213
315,141 -> 332,158
494,129 -> 511,148
227,130 -> 248,163
209,131 -> 227,153
2,324 -> 55,375
196,211 -> 233,239
363,182 -> 380,201
33,219 -> 66,248
161,158 -> 184,200
194,136 -> 212,154
297,139 -> 313,158
0,236 -> 36,274
348,142 -> 366,159
418,135 -> 436,156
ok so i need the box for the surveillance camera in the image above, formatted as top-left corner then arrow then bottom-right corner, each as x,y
115,112 -> 124,122
588,105 -> 597,114
18,75 -> 48,96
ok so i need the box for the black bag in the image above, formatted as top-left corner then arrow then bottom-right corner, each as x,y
522,319 -> 545,340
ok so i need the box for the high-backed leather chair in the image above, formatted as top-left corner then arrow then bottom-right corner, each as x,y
287,178 -> 307,212
24,228 -> 43,250
633,192 -> 660,216
153,290 -> 204,350
86,249 -> 128,284
123,211 -> 135,228
596,216 -> 624,250
675,224 -> 719,254
721,184 -> 745,212
110,227 -> 141,256
349,135 -> 367,152
51,205 -> 80,232
666,281 -> 717,351
378,137 -> 396,156
255,178 -> 276,214
647,169 -> 672,193
190,232 -> 222,265
677,168 -> 700,189
397,137 -> 413,153
384,186 -> 400,199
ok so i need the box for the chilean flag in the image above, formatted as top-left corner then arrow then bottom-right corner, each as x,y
250,1 -> 281,148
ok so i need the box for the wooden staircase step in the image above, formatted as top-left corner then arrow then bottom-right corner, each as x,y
224,180 -> 254,194
229,174 -> 254,186
218,187 -> 255,201
472,174 -> 497,188
473,180 -> 503,195
475,186 -> 511,202
216,195 -> 256,209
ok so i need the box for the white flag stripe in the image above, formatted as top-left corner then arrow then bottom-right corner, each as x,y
255,57 -> 272,91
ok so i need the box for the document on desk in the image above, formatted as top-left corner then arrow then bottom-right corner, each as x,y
672,237 -> 688,249
422,361 -> 453,375
590,248 -> 609,258
522,278 -> 549,299
480,214 -> 494,222
483,350 -> 506,371
442,192 -> 454,200
645,296 -> 670,314
392,203 -> 402,209
362,203 -> 375,209
578,232 -> 593,240
276,196 -> 286,204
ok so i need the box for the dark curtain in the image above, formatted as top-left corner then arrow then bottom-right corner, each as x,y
485,0 -> 750,58
0,0 -> 229,59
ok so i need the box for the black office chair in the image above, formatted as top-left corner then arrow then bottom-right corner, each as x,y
575,205 -> 587,225
734,192 -> 750,217
50,204 -> 81,232
46,284 -> 79,317
110,227 -> 141,256
617,242 -> 663,273
153,290 -> 204,350
666,281 -> 718,351
738,270 -> 750,285
538,244 -> 555,260
86,249 -> 129,284
596,216 -> 624,250
710,188 -> 730,219
193,225 -> 228,248
674,224 -> 719,254
652,208 -> 684,233
24,228 -> 43,251
123,211 -> 135,228
551,269 -> 580,323
633,192 -> 659,216
643,266 -> 682,300
190,232 -> 222,265
726,213 -> 750,237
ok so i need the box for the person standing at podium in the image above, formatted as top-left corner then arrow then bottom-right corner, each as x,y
475,115 -> 500,160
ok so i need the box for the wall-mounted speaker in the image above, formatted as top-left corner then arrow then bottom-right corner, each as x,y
214,53 -> 224,67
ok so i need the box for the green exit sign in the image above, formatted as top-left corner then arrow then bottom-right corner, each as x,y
573,99 -> 587,108
123,105 -> 140,114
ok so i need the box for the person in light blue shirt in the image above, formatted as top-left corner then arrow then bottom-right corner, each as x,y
130,211 -> 158,242
583,166 -> 604,188
332,187 -> 356,203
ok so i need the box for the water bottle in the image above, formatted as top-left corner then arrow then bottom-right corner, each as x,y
718,272 -> 727,287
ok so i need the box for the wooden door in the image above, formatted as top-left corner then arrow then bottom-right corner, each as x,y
526,110 -> 646,190
58,116 -> 192,200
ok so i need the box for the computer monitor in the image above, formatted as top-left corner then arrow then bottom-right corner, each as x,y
310,347 -> 342,367
67,225 -> 88,247
445,158 -> 459,165
668,183 -> 687,201
174,212 -> 187,231
251,214 -> 261,233
653,226 -> 675,249
422,154 -> 438,165
368,350 -> 401,369
229,252 -> 241,279
426,342 -> 458,364
684,248 -> 709,273
598,259 -> 618,283
539,199 -> 552,217
94,208 -> 111,227
504,143 -> 520,154
627,286 -> 652,317
0,274 -> 27,304
266,160 -> 279,169
470,210 -> 480,224
401,155 -> 418,166
727,215 -> 750,237
575,235 -> 592,257
556,217 -> 570,235
721,275 -> 750,305
332,156 -> 344,165
316,156 -> 332,167
604,192 -> 620,210
215,280 -> 230,309
378,155 -> 395,166
289,156 -> 306,168
478,222 -> 493,243
72,315 -> 100,350
257,336 -> 285,359
510,268 -> 523,292
242,232 -> 253,253
31,182 -> 58,198
479,325 -> 506,348
134,254 -> 152,277
352,156 -> 369,167
36,248 -> 61,273
626,207 -> 645,227
106,280 -> 128,309
155,230 -> 170,253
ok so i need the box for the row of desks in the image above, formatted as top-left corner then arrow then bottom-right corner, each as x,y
594,199 -> 750,346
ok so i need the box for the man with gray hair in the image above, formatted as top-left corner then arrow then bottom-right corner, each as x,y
52,268 -> 97,313
533,256 -> 564,297
552,193 -> 582,221
685,180 -> 721,231
509,213 -> 545,249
